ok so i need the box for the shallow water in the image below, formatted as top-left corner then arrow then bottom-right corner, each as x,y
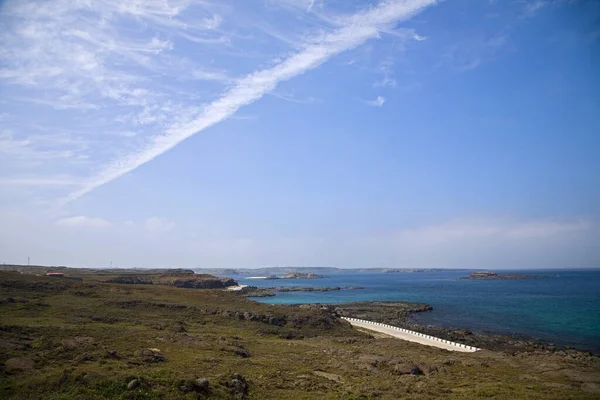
231,269 -> 600,352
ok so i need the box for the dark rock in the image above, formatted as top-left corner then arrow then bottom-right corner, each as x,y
268,316 -> 282,326
106,350 -> 120,359
232,347 -> 251,358
228,373 -> 249,398
393,363 -> 423,375
410,366 -> 424,375
165,277 -> 238,289
193,378 -> 210,391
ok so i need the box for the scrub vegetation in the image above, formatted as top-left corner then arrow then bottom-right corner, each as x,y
1,268 -> 598,399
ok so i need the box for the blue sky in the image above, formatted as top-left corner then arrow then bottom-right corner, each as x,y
0,0 -> 598,269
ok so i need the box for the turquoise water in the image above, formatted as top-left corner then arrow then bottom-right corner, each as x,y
233,270 -> 600,353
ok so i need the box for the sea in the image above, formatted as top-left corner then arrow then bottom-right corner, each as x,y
228,269 -> 600,353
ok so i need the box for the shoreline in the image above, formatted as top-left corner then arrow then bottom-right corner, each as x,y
275,300 -> 598,356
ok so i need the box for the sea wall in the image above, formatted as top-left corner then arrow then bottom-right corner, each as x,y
342,317 -> 481,352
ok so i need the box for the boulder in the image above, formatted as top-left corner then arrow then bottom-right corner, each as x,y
393,363 -> 423,375
228,373 -> 249,399
127,379 -> 140,390
134,348 -> 165,363
193,378 -> 210,392
232,347 -> 251,358
105,350 -> 120,359
5,357 -> 35,371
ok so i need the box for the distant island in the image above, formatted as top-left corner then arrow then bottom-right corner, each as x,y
193,267 -> 470,275
384,269 -> 453,273
466,271 -> 549,280
264,272 -> 326,280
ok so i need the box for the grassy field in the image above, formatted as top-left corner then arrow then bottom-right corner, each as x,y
0,269 -> 599,399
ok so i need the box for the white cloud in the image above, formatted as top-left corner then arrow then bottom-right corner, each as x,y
270,90 -> 320,104
62,0 -> 438,202
1,212 -> 597,269
366,96 -> 386,107
413,33 -> 427,41
201,15 -> 223,29
374,58 -> 397,88
145,217 -> 175,233
56,216 -> 111,228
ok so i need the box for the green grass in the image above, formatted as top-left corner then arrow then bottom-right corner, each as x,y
1,270 -> 599,399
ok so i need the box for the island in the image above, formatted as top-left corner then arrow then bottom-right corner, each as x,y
466,271 -> 549,280
263,272 -> 326,280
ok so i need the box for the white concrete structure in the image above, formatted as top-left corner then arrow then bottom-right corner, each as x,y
342,317 -> 481,353
226,284 -> 249,291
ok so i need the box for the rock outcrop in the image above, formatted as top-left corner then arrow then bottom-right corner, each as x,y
105,273 -> 238,289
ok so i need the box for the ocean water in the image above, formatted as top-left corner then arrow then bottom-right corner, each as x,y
232,270 -> 600,353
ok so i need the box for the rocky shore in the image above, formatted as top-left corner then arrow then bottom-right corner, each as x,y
238,286 -> 364,298
311,301 -> 596,357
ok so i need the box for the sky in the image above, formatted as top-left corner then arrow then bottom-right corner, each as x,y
0,0 -> 599,269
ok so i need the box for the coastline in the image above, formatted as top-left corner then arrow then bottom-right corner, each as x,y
239,269 -> 600,355
281,300 -> 598,356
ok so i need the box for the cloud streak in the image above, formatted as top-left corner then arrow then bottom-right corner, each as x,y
366,96 -> 386,107
56,216 -> 111,228
64,0 -> 437,202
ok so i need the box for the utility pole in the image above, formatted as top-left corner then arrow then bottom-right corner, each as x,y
110,261 -> 113,268
27,256 -> 30,266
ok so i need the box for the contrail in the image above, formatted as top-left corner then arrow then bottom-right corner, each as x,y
65,0 -> 437,203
